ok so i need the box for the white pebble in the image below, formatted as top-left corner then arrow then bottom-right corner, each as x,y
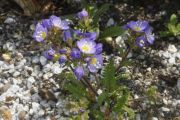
4,17 -> 16,24
13,71 -> 20,77
40,56 -> 47,65
168,44 -> 177,53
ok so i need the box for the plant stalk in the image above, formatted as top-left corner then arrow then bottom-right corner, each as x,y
115,47 -> 131,73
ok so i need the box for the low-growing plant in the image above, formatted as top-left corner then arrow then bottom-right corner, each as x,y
160,14 -> 180,37
32,2 -> 155,119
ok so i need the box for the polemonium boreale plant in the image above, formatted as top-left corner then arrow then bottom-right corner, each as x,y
32,4 -> 155,119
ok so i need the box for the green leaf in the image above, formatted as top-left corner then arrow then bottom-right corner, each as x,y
93,4 -> 111,24
100,26 -> 125,39
170,14 -> 177,25
64,72 -> 87,99
121,60 -> 133,67
65,83 -> 87,99
97,92 -> 108,106
113,90 -> 129,112
123,106 -> 135,119
101,58 -> 116,92
159,31 -> 171,37
145,86 -> 157,102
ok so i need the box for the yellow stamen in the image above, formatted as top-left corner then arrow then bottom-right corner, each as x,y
82,45 -> 89,52
41,32 -> 47,38
91,58 -> 97,65
133,26 -> 141,31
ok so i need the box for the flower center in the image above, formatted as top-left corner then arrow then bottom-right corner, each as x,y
133,26 -> 141,31
90,58 -> 97,65
40,32 -> 47,39
82,45 -> 89,52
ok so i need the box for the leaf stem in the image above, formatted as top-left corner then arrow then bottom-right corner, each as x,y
83,76 -> 98,96
115,47 -> 131,73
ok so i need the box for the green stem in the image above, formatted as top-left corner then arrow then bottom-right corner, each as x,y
115,47 -> 131,73
83,76 -> 98,97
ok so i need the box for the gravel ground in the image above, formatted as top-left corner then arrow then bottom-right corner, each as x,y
0,1 -> 180,120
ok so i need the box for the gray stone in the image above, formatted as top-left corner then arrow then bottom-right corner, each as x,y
152,117 -> 158,120
162,51 -> 171,58
168,57 -> 176,64
106,18 -> 115,27
27,77 -> 35,89
4,17 -> 15,24
13,71 -> 20,77
136,114 -> 141,120
161,107 -> 170,112
177,79 -> 180,93
32,56 -> 39,64
40,56 -> 47,65
3,42 -> 16,51
51,62 -> 64,74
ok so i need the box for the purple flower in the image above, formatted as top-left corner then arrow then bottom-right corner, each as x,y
70,48 -> 81,59
74,30 -> 97,41
74,66 -> 84,80
77,39 -> 96,54
88,54 -> 103,73
83,32 -> 97,41
33,23 -> 48,42
95,43 -> 103,54
145,27 -> 155,45
63,30 -> 72,41
77,9 -> 88,20
126,20 -> 149,32
42,19 -> 52,29
43,48 -> 55,60
136,36 -> 147,48
59,48 -> 67,54
59,55 -> 67,64
50,15 -> 69,30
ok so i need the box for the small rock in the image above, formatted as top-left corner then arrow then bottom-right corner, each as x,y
51,62 -> 64,74
30,24 -> 35,31
2,54 -> 11,62
3,42 -> 16,51
162,51 -> 171,58
168,57 -> 176,64
0,106 -> 12,120
0,83 -> 11,94
97,89 -> 102,95
18,111 -> 26,120
161,107 -> 170,112
106,18 -> 115,27
13,71 -> 20,77
152,117 -> 158,120
38,109 -> 45,116
177,79 -> 180,93
27,77 -> 35,89
32,56 -> 39,64
39,89 -> 57,102
168,44 -> 177,53
138,55 -> 145,59
105,37 -> 113,43
163,98 -> 168,105
136,114 -> 141,120
4,17 -> 15,24
43,72 -> 53,79
147,67 -> 151,72
40,56 -> 47,65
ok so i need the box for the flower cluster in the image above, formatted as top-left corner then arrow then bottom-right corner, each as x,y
33,10 -> 103,80
124,20 -> 155,47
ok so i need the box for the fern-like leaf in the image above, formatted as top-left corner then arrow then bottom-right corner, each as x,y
101,58 -> 116,92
